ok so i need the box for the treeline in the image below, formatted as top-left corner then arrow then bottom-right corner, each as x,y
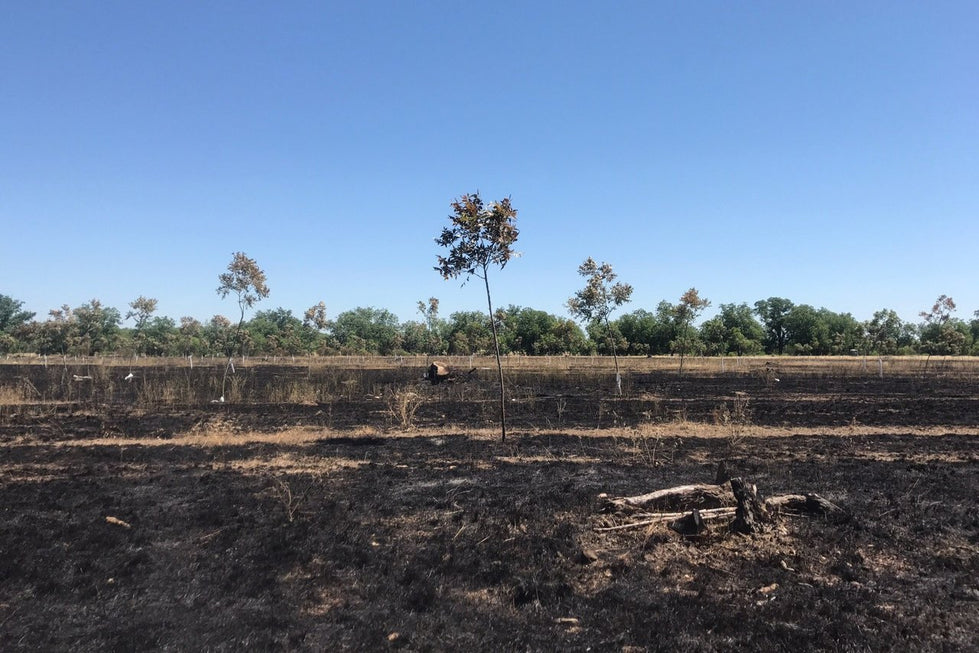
2,293 -> 978,358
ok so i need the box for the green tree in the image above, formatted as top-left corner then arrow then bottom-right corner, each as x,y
865,309 -> 905,356
585,318 -> 628,356
32,305 -> 74,356
248,308 -> 308,355
784,304 -> 825,354
754,297 -> 795,355
698,316 -> 729,356
204,315 -> 234,357
436,192 -> 519,441
445,311 -> 494,355
919,295 -> 966,358
819,309 -> 864,355
416,297 -> 445,356
616,309 -> 672,356
0,294 -> 35,353
331,307 -> 403,355
0,294 -> 35,335
73,299 -> 121,355
142,316 -> 178,356
971,311 -> 979,355
178,317 -> 206,356
541,317 -> 592,355
567,258 -> 633,393
700,303 -> 765,356
126,296 -> 158,356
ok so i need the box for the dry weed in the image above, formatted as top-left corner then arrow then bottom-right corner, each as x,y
714,392 -> 753,445
386,386 -> 425,430
0,384 -> 26,405
267,475 -> 316,523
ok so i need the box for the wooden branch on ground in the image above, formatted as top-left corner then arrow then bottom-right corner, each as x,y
604,483 -> 736,512
595,507 -> 737,532
596,478 -> 848,535
765,493 -> 849,523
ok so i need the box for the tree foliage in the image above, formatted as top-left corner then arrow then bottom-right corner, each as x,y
0,294 -> 35,334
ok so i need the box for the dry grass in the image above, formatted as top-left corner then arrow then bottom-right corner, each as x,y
385,386 -> 425,430
0,384 -> 26,405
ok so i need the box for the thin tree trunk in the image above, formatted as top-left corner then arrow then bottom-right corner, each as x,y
221,299 -> 247,401
604,316 -> 621,395
483,267 -> 507,441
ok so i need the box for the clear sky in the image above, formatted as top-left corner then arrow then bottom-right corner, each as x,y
2,1 -> 977,328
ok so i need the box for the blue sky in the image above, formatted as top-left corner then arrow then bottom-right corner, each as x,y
2,1 -> 977,327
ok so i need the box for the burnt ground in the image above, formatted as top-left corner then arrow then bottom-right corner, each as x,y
1,362 -> 977,651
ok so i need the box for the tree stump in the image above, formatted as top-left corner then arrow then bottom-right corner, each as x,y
669,509 -> 708,537
729,477 -> 773,534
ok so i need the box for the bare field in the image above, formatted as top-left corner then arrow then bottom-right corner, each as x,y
1,358 -> 977,651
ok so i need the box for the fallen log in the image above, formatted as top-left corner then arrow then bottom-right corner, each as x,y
605,483 -> 735,512
765,493 -> 849,523
594,507 -> 737,532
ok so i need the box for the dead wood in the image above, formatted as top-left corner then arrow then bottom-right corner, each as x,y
424,362 -> 478,386
714,461 -> 731,485
594,507 -> 736,533
598,480 -> 847,536
729,477 -> 774,534
765,493 -> 849,523
669,509 -> 708,537
605,483 -> 735,513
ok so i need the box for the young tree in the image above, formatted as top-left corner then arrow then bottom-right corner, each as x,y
126,296 -> 158,356
668,288 -> 710,373
217,252 -> 270,399
567,258 -> 633,393
436,192 -> 519,441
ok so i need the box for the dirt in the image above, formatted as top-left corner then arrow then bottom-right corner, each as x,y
1,362 -> 977,651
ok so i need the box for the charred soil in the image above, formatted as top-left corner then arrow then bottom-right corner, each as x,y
1,360 -> 977,651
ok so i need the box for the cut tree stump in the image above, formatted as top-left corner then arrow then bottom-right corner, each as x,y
729,477 -> 774,535
669,509 -> 708,537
